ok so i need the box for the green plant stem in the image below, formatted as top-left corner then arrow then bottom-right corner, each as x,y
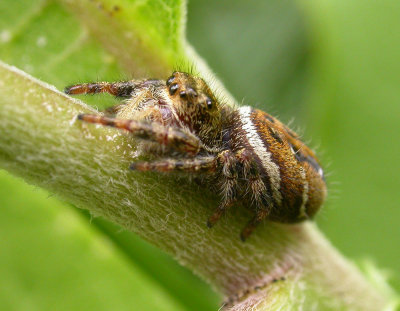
0,61 -> 394,311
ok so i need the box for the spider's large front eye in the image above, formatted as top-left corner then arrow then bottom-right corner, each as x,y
169,83 -> 179,95
166,76 -> 175,86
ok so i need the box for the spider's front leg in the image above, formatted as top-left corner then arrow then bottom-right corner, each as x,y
65,79 -> 164,97
65,81 -> 137,97
78,114 -> 201,155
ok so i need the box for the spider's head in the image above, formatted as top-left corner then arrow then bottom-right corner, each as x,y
165,71 -> 223,145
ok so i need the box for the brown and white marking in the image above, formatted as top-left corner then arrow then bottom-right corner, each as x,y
65,71 -> 327,240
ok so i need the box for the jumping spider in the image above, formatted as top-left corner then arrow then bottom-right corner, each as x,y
65,72 -> 327,240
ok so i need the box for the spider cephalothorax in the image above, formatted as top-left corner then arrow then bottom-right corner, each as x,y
65,71 -> 327,240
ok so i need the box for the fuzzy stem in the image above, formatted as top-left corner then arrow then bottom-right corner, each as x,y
0,61 -> 392,310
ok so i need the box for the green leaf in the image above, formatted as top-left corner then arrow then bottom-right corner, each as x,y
58,0 -> 186,77
0,170 -> 187,311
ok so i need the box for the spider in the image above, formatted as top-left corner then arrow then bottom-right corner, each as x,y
65,71 -> 327,240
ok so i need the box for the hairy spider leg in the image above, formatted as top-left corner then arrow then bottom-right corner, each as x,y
78,114 -> 201,155
206,148 -> 274,240
240,209 -> 271,241
233,148 -> 274,241
207,150 -> 239,228
65,81 -> 136,97
130,156 -> 216,172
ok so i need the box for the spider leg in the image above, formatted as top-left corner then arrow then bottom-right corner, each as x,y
207,150 -> 239,228
240,209 -> 270,241
239,179 -> 273,241
78,114 -> 201,155
207,200 -> 235,228
240,176 -> 272,241
130,156 -> 216,172
236,149 -> 273,241
65,81 -> 137,97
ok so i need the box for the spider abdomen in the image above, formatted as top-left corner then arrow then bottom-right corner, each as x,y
234,106 -> 326,223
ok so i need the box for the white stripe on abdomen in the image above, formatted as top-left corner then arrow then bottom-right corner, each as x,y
238,106 -> 282,206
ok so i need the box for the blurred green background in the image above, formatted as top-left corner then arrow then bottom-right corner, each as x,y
0,0 -> 399,310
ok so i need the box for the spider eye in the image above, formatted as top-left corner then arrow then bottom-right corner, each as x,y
169,83 -> 179,95
206,98 -> 213,109
166,76 -> 175,86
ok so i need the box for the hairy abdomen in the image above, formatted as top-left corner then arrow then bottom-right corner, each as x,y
237,106 -> 327,222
